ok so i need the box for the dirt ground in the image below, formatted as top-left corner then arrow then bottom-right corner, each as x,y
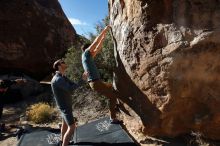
0,87 -> 110,146
0,101 -> 108,146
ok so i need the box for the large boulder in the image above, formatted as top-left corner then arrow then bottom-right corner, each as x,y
0,0 -> 77,80
109,0 -> 220,139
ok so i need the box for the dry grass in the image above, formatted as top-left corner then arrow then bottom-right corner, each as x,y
26,102 -> 55,124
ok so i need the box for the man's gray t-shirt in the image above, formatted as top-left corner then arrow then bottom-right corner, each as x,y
51,72 -> 79,112
82,50 -> 100,81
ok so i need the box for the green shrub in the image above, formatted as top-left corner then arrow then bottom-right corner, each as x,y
64,46 -> 84,81
63,16 -> 114,109
90,16 -> 115,82
64,16 -> 115,83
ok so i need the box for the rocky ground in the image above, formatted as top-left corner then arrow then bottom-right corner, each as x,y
0,87 -> 219,146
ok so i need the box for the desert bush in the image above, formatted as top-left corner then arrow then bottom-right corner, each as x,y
26,103 -> 55,124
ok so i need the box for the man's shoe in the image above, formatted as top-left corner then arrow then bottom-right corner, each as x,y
69,140 -> 75,145
57,140 -> 74,146
115,103 -> 131,116
110,119 -> 123,124
57,141 -> 62,146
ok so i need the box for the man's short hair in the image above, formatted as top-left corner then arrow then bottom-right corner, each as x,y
81,43 -> 91,51
53,59 -> 62,71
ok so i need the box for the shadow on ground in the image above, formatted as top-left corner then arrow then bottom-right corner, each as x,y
139,134 -> 220,146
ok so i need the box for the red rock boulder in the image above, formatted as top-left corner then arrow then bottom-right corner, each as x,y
0,0 -> 77,79
109,0 -> 220,140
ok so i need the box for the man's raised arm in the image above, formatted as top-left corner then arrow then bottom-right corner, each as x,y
88,25 -> 111,57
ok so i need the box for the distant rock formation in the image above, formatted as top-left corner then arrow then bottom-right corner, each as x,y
0,0 -> 77,79
109,0 -> 220,139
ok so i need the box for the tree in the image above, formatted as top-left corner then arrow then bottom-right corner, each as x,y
64,35 -> 89,81
64,16 -> 115,83
90,16 -> 115,82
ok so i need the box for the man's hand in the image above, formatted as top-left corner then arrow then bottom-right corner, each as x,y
102,25 -> 111,35
82,71 -> 89,81
105,25 -> 111,30
103,25 -> 111,33
15,79 -> 27,84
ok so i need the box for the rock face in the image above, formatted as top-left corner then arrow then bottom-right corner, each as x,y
0,0 -> 77,79
109,0 -> 220,139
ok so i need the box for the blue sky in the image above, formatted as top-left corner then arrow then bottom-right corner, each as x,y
59,0 -> 108,38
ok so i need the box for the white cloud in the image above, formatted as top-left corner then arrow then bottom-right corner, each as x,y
68,18 -> 87,26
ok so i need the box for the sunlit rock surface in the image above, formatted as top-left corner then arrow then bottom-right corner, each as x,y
109,0 -> 220,139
